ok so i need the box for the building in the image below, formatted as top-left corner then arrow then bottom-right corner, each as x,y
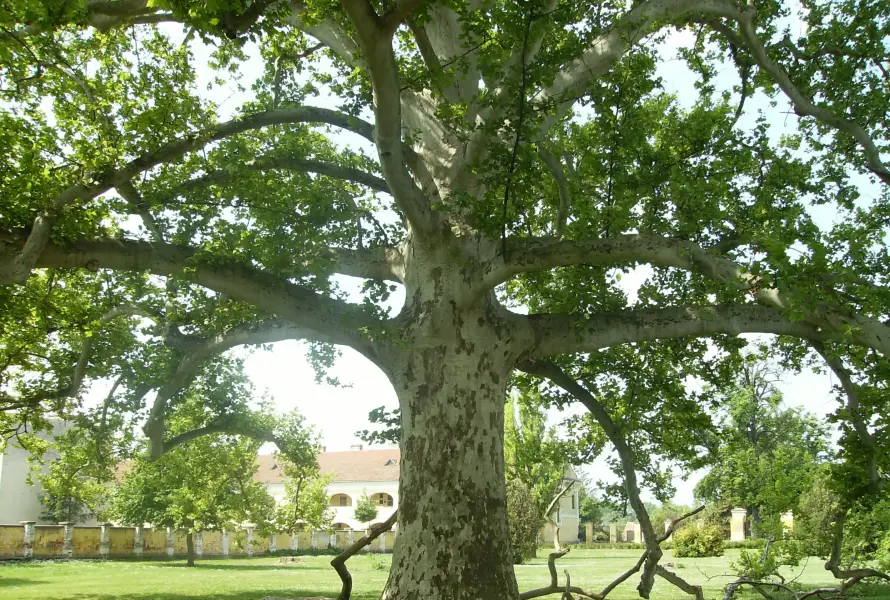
539,466 -> 583,545
257,446 -> 582,544
0,420 -> 83,525
255,445 -> 399,530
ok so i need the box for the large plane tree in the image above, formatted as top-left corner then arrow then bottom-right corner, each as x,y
1,0 -> 889,598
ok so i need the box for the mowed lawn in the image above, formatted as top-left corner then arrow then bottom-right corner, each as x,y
0,549 -> 887,600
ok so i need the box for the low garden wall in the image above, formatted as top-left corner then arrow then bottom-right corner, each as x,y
0,522 -> 395,560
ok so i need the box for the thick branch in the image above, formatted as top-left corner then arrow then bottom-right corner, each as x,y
331,509 -> 398,600
497,236 -> 890,357
165,155 -> 390,197
656,566 -> 705,600
520,303 -> 828,359
659,506 -> 705,543
11,236 -> 383,356
1,106 -> 376,284
341,0 -> 436,237
144,320 -> 335,458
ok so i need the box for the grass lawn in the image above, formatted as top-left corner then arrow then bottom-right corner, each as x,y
0,549 -> 887,600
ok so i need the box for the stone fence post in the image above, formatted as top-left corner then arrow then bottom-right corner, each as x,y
608,523 -> 617,543
730,508 -> 747,542
246,526 -> 255,557
21,521 -> 35,558
195,531 -> 203,557
291,532 -> 298,551
221,528 -> 229,557
311,529 -> 318,549
100,523 -> 113,557
133,526 -> 144,556
60,522 -> 74,558
166,527 -> 174,557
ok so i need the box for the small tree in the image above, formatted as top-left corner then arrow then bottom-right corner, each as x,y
506,479 -> 539,564
110,433 -> 274,567
354,493 -> 379,528
275,468 -> 334,534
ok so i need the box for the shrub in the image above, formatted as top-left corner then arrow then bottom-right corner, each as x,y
673,524 -> 724,558
724,539 -> 767,550
732,540 -> 804,581
506,479 -> 539,563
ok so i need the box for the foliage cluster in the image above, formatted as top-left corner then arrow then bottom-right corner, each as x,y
672,524 -> 725,558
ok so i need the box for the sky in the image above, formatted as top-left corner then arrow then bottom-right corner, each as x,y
140,13 -> 871,507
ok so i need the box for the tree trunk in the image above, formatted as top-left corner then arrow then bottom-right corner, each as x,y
381,277 -> 520,599
186,532 -> 195,567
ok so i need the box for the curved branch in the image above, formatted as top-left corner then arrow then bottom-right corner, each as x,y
1,106 -> 375,284
493,235 -> 890,357
164,155 -> 390,198
537,146 -> 572,239
331,509 -> 398,600
706,9 -> 890,185
13,235 -> 384,357
519,303 -> 828,360
811,342 -> 884,493
144,319 -> 334,458
517,360 -> 662,597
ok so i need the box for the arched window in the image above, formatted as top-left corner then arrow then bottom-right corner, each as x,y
330,493 -> 353,507
331,522 -> 351,530
371,492 -> 394,507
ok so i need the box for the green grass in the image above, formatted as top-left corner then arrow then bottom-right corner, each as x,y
0,549 -> 886,599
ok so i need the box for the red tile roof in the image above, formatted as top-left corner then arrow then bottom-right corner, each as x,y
255,448 -> 400,484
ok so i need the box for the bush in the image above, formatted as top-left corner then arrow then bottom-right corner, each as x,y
673,524 -> 724,558
724,539 -> 767,550
507,479 -> 539,563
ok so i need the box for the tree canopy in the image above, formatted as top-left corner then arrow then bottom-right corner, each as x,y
2,0 -> 890,598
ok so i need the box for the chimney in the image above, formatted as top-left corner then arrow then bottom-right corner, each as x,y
350,444 -> 363,451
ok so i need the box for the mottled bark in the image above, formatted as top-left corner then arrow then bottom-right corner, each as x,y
382,249 -> 521,600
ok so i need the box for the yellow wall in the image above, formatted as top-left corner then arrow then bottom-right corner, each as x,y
72,527 -> 101,557
33,526 -> 64,557
0,525 -> 22,558
173,530 -> 188,554
109,528 -> 134,556
296,531 -> 311,548
202,531 -> 223,554
275,533 -> 291,551
229,530 -> 247,555
383,531 -> 395,550
143,528 -> 167,555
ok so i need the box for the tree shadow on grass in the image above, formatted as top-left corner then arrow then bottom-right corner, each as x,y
0,578 -> 38,588
160,563 -> 335,572
66,589 -> 379,600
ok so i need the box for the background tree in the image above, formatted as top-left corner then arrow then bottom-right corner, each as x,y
695,357 -> 829,536
110,431 -> 275,567
354,493 -> 379,529
3,0 -> 890,596
506,479 -> 539,563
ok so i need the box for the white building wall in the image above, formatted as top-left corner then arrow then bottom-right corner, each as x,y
541,481 -> 583,544
0,420 -> 72,524
266,479 -> 399,531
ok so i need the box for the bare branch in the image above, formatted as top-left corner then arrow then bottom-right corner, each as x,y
657,566 -> 705,600
331,510 -> 398,600
659,506 -> 705,543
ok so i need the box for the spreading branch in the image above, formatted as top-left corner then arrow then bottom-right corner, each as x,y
537,146 -> 573,239
7,235 -> 385,356
331,509 -> 398,600
0,106 -> 377,285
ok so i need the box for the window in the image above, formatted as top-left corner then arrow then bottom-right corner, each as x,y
330,494 -> 352,507
571,494 -> 575,509
372,493 -> 394,507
